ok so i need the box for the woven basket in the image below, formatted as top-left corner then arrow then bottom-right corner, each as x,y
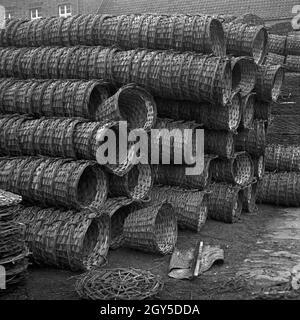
233,13 -> 265,26
0,157 -> 108,210
254,99 -> 272,122
123,202 -> 177,255
0,78 -> 111,120
240,93 -> 255,129
231,57 -> 256,97
75,267 -> 163,300
223,22 -> 268,64
109,164 -> 153,201
0,46 -> 232,105
14,204 -> 110,271
253,155 -> 265,180
207,183 -> 243,223
268,34 -> 287,55
155,94 -> 241,132
242,181 -> 259,213
285,55 -> 300,73
265,144 -> 300,172
0,189 -> 22,208
205,130 -> 235,158
280,73 -> 300,99
150,186 -> 207,233
152,155 -> 217,190
255,64 -> 285,102
97,84 -> 157,130
235,120 -> 266,156
0,14 -> 226,56
267,114 -> 300,136
286,35 -> 300,56
210,152 -> 254,186
264,53 -> 286,66
257,172 -> 300,207
93,197 -> 134,249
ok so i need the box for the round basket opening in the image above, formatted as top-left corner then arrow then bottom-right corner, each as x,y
209,19 -> 226,56
232,58 -> 256,96
127,165 -> 152,200
154,204 -> 177,254
118,87 -> 154,130
271,67 -> 284,101
242,94 -> 255,129
77,166 -> 98,206
222,62 -> 233,105
233,154 -> 253,185
82,219 -> 99,259
252,27 -> 268,64
229,93 -> 241,130
88,84 -> 110,119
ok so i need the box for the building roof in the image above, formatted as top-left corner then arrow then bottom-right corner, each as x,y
98,0 -> 299,22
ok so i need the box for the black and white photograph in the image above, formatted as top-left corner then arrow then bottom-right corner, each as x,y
0,0 -> 299,313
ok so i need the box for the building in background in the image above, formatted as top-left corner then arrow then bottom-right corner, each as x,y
0,0 -> 299,29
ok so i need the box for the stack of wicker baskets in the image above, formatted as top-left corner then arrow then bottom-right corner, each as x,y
0,12 -> 284,272
258,28 -> 300,207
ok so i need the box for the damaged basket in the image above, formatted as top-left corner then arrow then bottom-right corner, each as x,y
123,202 -> 177,255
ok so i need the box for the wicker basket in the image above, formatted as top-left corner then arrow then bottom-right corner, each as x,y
14,204 -> 110,271
93,197 -> 134,249
75,267 -> 163,300
263,53 -> 286,66
280,73 -> 300,99
0,157 -> 108,210
223,22 -> 268,64
286,35 -> 300,56
205,130 -> 235,158
257,172 -> 300,207
152,155 -> 217,190
255,64 -> 285,102
254,99 -> 272,122
240,93 -> 255,129
207,183 -> 243,223
109,164 -> 153,201
268,34 -> 287,55
97,83 -> 157,130
285,55 -> 300,73
0,78 -> 111,120
232,13 -> 265,26
210,152 -> 254,186
150,186 -> 207,233
253,155 -> 265,180
0,14 -> 226,56
242,181 -> 259,213
231,57 -> 256,97
235,120 -> 266,156
0,189 -> 22,208
123,202 -> 177,255
265,144 -> 300,172
156,94 -> 241,132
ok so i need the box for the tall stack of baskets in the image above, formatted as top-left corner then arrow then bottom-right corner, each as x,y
0,13 -> 283,276
258,30 -> 300,207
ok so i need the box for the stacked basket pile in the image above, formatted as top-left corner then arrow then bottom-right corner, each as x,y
0,13 -> 283,269
257,31 -> 300,206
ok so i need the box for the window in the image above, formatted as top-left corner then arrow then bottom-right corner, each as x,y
30,8 -> 42,20
58,4 -> 72,18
